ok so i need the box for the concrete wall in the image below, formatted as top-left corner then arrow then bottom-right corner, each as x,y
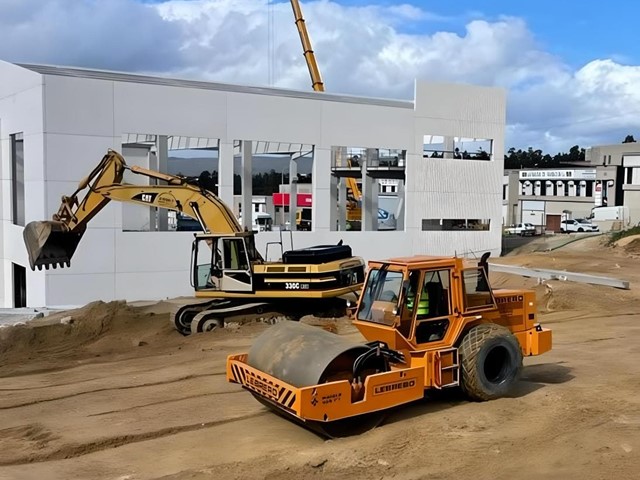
0,63 -> 506,307
587,144 -> 640,167
0,62 -> 45,307
411,82 -> 506,257
623,187 -> 640,225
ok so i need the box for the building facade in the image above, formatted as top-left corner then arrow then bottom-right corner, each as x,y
1,61 -> 506,307
502,143 -> 640,233
586,143 -> 640,223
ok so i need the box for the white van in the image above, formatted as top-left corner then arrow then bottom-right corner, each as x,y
590,206 -> 630,223
239,212 -> 273,232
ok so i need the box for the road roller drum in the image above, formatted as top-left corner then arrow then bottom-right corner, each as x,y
247,321 -> 386,388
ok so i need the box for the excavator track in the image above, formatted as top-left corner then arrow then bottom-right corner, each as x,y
170,297 -> 350,335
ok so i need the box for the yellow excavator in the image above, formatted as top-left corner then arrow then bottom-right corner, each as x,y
23,150 -> 366,334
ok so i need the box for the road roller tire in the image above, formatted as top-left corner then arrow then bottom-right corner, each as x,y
459,324 -> 522,401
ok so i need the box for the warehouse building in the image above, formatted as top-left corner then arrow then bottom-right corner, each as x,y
0,61 -> 506,307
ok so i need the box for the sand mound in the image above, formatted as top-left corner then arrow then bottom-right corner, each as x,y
623,238 -> 640,256
0,301 -> 175,374
614,233 -> 640,248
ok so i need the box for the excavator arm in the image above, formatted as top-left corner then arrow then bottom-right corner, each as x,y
24,149 -> 242,270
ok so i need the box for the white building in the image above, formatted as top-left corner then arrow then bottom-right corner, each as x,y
0,61 -> 506,308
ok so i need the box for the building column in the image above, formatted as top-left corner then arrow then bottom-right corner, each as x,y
361,159 -> 376,231
443,136 -> 455,159
156,135 -> 169,231
218,141 -> 234,208
338,178 -> 347,231
313,147 -> 332,232
147,148 -> 158,230
395,179 -> 405,230
288,155 -> 298,229
241,140 -> 252,231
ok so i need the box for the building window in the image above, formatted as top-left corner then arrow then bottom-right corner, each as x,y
422,219 -> 490,231
626,167 -> 640,185
11,133 -> 25,226
422,135 -> 493,161
13,263 -> 27,308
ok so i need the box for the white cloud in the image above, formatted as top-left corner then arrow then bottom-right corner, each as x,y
1,0 -> 640,152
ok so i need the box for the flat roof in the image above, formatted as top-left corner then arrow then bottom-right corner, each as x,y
17,63 -> 414,109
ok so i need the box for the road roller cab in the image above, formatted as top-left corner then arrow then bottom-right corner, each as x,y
227,254 -> 552,437
351,255 -> 551,356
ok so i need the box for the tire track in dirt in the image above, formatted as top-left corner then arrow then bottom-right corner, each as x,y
0,372 -> 225,410
0,411 -> 269,466
87,390 -> 243,417
0,360 -> 224,390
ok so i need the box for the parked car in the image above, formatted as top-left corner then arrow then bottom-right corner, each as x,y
504,223 -> 536,236
560,219 -> 599,233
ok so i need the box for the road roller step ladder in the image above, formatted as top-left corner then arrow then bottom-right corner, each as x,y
227,253 -> 553,437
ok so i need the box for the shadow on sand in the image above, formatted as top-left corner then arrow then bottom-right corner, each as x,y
382,362 -> 574,429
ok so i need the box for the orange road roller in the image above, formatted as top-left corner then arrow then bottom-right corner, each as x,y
227,253 -> 552,437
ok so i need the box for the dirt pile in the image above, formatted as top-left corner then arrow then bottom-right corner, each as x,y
623,238 -> 640,256
0,301 -> 175,375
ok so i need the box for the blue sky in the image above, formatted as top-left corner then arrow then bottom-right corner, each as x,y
1,0 -> 639,152
336,0 -> 638,64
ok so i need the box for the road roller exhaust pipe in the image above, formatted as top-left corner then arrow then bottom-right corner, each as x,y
23,221 -> 85,270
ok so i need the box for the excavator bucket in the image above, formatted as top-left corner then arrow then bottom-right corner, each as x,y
23,221 -> 85,270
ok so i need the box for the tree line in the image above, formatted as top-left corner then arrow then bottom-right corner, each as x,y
181,170 -> 312,196
504,134 -> 636,170
182,135 -> 637,195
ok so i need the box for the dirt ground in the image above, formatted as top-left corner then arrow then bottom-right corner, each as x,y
1,235 -> 640,480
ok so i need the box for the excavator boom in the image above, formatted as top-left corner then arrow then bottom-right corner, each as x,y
24,149 -> 242,270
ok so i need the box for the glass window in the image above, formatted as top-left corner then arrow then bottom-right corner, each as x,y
11,133 -> 25,226
417,270 -> 451,319
357,269 -> 404,323
462,268 -> 494,310
223,238 -> 249,270
422,219 -> 490,231
194,238 -> 216,290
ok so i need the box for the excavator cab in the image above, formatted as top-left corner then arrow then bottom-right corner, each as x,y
192,233 -> 257,292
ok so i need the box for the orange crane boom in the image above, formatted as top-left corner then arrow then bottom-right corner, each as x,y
289,0 -> 324,92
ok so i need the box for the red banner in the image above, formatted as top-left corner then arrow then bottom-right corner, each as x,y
273,193 -> 312,207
